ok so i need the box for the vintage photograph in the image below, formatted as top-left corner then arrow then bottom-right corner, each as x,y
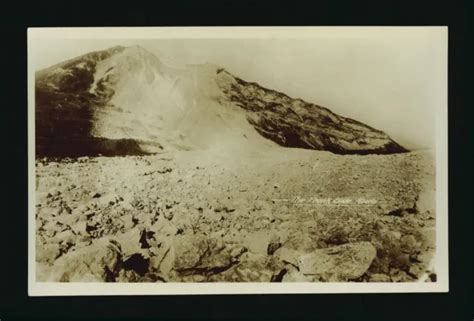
28,27 -> 448,294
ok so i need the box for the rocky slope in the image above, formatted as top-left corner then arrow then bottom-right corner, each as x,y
215,71 -> 407,154
35,149 -> 435,282
34,45 -> 433,284
35,45 -> 407,157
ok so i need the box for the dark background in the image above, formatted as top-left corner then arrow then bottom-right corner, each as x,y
1,1 -> 472,320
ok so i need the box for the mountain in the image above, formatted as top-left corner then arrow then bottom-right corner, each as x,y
35,45 -> 408,157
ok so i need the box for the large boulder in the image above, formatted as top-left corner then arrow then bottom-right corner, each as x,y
297,242 -> 376,281
44,238 -> 123,282
150,234 -> 246,279
208,253 -> 286,282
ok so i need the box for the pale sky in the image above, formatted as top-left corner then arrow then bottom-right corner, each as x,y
30,28 -> 447,150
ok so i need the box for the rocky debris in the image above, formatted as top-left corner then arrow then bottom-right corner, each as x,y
297,242 -> 377,281
389,269 -> 414,282
35,146 -> 435,283
119,213 -> 136,230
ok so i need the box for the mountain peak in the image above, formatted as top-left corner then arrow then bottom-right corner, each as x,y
121,44 -> 151,54
35,46 -> 408,157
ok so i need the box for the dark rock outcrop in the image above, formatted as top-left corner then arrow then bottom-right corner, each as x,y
216,72 -> 408,154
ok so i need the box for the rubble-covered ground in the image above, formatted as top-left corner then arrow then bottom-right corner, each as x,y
35,147 -> 436,283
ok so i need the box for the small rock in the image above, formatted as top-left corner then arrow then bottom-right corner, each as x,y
214,206 -> 236,213
369,273 -> 391,282
282,265 -> 310,282
267,235 -> 281,255
54,229 -> 76,246
392,253 -> 411,270
243,231 -> 272,254
76,234 -> 92,247
116,269 -> 141,282
389,269 -> 412,282
36,243 -> 61,264
416,251 -> 435,265
400,234 -> 419,254
274,247 -> 299,267
408,264 -> 426,279
163,211 -> 174,221
157,167 -> 173,174
100,194 -> 123,206
428,273 -> 437,282
151,219 -> 178,236
139,229 -> 156,249
120,213 -> 135,230
56,212 -> 80,226
192,274 -> 206,282
230,245 -> 247,258
389,231 -> 402,240
136,212 -> 152,226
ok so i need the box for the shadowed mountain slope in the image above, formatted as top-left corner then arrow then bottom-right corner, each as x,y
35,45 -> 408,157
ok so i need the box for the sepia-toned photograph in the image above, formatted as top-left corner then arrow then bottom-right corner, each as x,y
28,27 -> 448,295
